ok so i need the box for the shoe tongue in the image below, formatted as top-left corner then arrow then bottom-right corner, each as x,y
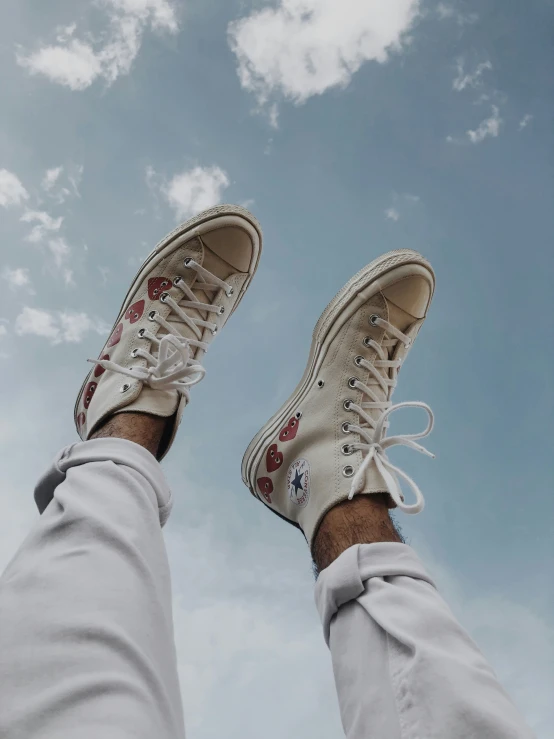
156,238 -> 237,355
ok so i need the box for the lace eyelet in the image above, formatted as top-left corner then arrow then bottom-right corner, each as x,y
341,422 -> 351,434
212,325 -> 218,336
295,411 -> 302,419
120,383 -> 131,393
343,399 -> 353,411
218,306 -> 225,315
173,276 -> 182,286
148,310 -> 157,321
343,466 -> 354,477
369,314 -> 380,326
317,379 -> 324,388
363,336 -> 372,348
160,292 -> 169,303
131,349 -> 139,358
226,287 -> 234,298
184,258 -> 193,267
342,444 -> 354,456
354,356 -> 364,367
138,328 -> 146,338
348,377 -> 358,389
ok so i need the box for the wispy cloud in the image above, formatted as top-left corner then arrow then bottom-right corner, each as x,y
149,165 -> 231,221
385,193 -> 420,221
15,306 -> 109,344
16,0 -> 179,91
453,59 -> 492,92
41,166 -> 63,192
519,113 -> 533,130
21,210 -> 64,243
467,105 -> 502,144
228,0 -> 420,119
2,267 -> 33,291
436,3 -> 478,25
385,207 -> 400,221
0,169 -> 29,208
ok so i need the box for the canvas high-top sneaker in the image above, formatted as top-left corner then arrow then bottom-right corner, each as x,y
242,250 -> 436,554
75,205 -> 262,460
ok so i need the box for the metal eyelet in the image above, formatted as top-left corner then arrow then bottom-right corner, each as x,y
341,422 -> 351,434
184,257 -> 193,267
226,287 -> 234,298
295,411 -> 302,419
218,306 -> 225,315
354,356 -> 364,367
131,349 -> 139,358
343,399 -> 353,411
348,377 -> 358,389
160,292 -> 169,303
343,465 -> 354,477
211,325 -> 218,335
369,314 -> 380,326
138,328 -> 146,338
363,336 -> 372,348
120,383 -> 131,393
342,444 -> 354,456
148,310 -> 157,320
317,379 -> 324,388
173,276 -> 182,286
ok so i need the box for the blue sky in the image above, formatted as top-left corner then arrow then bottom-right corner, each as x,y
1,0 -> 553,736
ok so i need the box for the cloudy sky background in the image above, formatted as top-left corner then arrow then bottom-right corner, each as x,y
1,0 -> 553,736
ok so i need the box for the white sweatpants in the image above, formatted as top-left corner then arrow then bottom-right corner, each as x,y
0,439 -> 535,738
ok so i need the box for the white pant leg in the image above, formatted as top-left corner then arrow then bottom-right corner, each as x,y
315,543 -> 536,739
0,438 -> 185,739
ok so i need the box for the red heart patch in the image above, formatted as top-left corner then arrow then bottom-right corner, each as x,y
266,443 -> 283,473
83,382 -> 97,410
107,323 -> 123,347
94,354 -> 110,377
77,412 -> 86,429
148,277 -> 171,300
125,300 -> 145,324
257,477 -> 274,504
279,416 -> 300,443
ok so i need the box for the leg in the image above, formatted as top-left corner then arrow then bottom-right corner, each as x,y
0,415 -> 185,739
312,496 -> 536,739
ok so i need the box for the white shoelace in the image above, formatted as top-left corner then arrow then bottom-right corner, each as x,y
88,259 -> 233,402
346,315 -> 435,513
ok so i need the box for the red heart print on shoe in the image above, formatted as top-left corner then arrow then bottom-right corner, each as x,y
279,415 -> 301,443
257,477 -> 273,504
107,323 -> 123,347
94,354 -> 110,377
83,382 -> 97,410
148,277 -> 171,300
125,300 -> 145,324
77,412 -> 86,429
266,443 -> 283,473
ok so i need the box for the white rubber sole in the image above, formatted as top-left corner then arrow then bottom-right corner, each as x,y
242,249 -> 435,511
74,204 -> 262,421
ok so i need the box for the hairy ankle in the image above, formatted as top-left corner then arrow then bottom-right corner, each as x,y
90,412 -> 167,457
312,494 -> 403,575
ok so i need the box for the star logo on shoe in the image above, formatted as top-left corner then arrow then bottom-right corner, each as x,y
286,458 -> 310,508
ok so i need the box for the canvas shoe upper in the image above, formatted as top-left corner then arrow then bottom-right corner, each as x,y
75,205 -> 262,460
242,250 -> 436,555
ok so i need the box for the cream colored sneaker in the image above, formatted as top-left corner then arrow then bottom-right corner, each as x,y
75,205 -> 262,459
242,250 -> 436,554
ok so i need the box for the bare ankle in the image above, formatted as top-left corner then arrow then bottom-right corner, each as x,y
90,412 -> 168,457
312,494 -> 403,575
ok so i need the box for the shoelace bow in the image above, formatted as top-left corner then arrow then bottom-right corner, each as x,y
88,259 -> 233,402
346,315 -> 435,513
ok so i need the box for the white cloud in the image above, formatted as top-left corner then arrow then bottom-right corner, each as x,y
453,59 -> 492,92
385,207 -> 400,221
41,166 -> 63,191
2,267 -> 32,289
48,237 -> 72,267
17,0 -> 179,90
0,169 -> 29,208
436,3 -> 478,24
159,165 -> 230,221
467,105 -> 502,144
21,210 -> 64,243
0,325 -> 7,338
519,114 -> 533,130
228,0 -> 420,109
385,192 -> 419,221
15,306 -> 109,344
